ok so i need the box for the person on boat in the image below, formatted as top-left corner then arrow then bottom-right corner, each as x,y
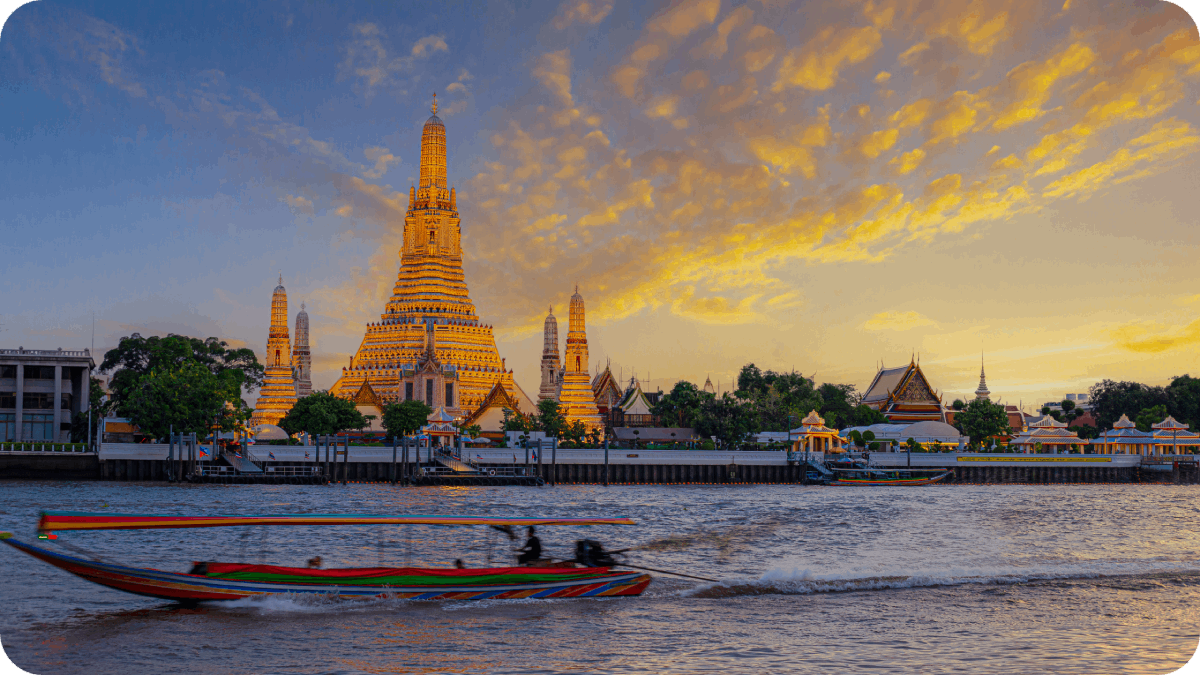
454,558 -> 466,569
307,556 -> 323,569
573,539 -> 617,567
517,526 -> 542,565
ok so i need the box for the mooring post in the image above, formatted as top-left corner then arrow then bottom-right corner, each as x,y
401,436 -> 408,484
341,434 -> 348,485
537,438 -> 544,480
551,437 -> 557,486
391,436 -> 397,485
167,427 -> 174,483
604,439 -> 609,486
524,438 -> 529,476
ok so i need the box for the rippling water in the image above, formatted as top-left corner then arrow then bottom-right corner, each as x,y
1,481 -> 1198,674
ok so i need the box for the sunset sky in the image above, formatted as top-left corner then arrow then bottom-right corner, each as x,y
3,0 -> 1200,411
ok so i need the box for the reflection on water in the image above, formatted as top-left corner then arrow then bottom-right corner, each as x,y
1,481 -> 1198,674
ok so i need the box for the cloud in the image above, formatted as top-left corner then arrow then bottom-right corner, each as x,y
411,35 -> 448,57
863,310 -> 938,331
772,25 -> 883,92
533,50 -> 574,107
362,146 -> 400,179
1112,318 -> 1200,353
284,194 -> 314,214
551,0 -> 614,29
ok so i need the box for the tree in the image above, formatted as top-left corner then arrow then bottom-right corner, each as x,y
952,399 -> 966,411
651,380 -> 712,427
118,362 -> 249,440
816,383 -> 857,429
851,404 -> 887,427
379,399 -> 432,438
70,376 -> 115,443
99,333 -> 264,440
1134,404 -> 1168,433
279,391 -> 368,437
1166,375 -> 1200,432
954,398 -> 1011,446
693,393 -> 756,448
1089,380 -> 1169,430
536,399 -> 567,438
457,423 -> 482,439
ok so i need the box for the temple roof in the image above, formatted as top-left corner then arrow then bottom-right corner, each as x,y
861,365 -> 910,404
1152,416 -> 1191,430
462,379 -> 524,428
618,378 -> 653,415
1113,414 -> 1136,429
427,406 -> 456,423
351,379 -> 383,409
800,410 -> 825,426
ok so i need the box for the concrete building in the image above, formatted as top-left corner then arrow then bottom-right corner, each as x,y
0,347 -> 95,443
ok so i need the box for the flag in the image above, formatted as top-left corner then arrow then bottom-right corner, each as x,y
476,454 -> 484,461
513,454 -> 517,464
532,450 -> 538,461
268,451 -> 276,460
198,446 -> 209,459
304,451 -> 310,459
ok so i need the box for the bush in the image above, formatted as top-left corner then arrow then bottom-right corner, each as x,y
700,440 -> 716,450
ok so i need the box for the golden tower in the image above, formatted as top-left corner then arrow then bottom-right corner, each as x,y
330,96 -> 525,415
250,275 -> 298,428
292,302 -> 312,398
558,286 -> 603,433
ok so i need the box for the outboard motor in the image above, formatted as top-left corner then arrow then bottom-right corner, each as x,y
574,539 -> 617,567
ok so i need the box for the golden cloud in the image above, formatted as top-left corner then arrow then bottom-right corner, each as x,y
1112,318 -> 1200,353
533,50 -> 574,107
772,25 -> 883,92
863,310 -> 938,331
551,0 -> 614,30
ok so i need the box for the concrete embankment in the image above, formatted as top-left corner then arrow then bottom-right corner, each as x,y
1,444 -> 1196,484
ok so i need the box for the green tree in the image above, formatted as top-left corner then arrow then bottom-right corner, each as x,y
851,404 -> 887,427
70,376 -> 115,443
1089,380 -> 1169,430
816,383 -> 857,429
693,393 -> 756,448
378,399 -> 432,438
1134,404 -> 1168,433
651,380 -> 712,427
118,362 -> 249,440
501,407 -> 535,432
457,423 -> 482,439
536,399 -> 568,438
101,333 -> 264,400
279,391 -> 368,437
1166,374 -> 1200,432
952,399 -> 966,411
954,398 -> 1011,445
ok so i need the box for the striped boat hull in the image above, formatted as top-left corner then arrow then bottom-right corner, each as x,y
1,536 -> 651,602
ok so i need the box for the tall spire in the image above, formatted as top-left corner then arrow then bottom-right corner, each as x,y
539,305 -> 561,401
420,93 -> 447,190
431,92 -> 438,115
251,275 -> 297,428
975,352 -> 990,401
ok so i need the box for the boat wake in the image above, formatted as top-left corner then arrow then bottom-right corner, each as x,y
684,560 -> 1200,598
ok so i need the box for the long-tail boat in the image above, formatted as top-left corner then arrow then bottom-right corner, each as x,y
829,468 -> 953,486
0,511 -> 652,603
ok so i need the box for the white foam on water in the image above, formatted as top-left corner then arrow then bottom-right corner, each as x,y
680,557 -> 1200,598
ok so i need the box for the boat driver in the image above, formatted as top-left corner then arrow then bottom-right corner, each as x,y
517,526 -> 542,565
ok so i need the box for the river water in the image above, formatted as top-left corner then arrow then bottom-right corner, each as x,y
0,481 -> 1198,674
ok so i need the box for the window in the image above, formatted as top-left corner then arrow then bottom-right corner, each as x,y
0,392 -> 14,409
0,365 -> 15,378
445,383 -> 454,407
405,382 -> 413,401
61,393 -> 72,410
22,413 -> 54,441
22,393 -> 56,410
426,379 -> 434,407
24,366 -> 55,380
0,413 -> 13,441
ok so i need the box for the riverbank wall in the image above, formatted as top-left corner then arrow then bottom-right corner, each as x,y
0,445 -> 1196,484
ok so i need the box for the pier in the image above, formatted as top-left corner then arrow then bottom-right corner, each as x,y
0,443 -> 1196,484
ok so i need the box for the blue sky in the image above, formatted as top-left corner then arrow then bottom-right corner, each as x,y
3,0 -> 1200,408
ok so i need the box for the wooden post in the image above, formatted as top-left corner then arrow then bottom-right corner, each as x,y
603,439 -> 609,486
341,434 -> 348,485
551,437 -> 557,486
391,436 -> 397,485
537,438 -> 544,480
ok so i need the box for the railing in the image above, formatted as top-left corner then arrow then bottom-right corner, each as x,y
0,348 -> 91,358
0,442 -> 94,453
433,450 -> 480,473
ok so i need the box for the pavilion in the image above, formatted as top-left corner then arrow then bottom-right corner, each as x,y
1150,416 -> 1200,455
1091,414 -> 1156,455
791,410 -> 845,454
839,420 -> 966,452
1008,416 -> 1088,454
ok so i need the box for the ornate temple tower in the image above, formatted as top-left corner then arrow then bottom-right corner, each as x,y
250,276 -> 298,428
974,354 -> 990,401
330,96 -> 527,415
292,302 -> 312,398
703,375 -> 715,395
539,306 -> 561,401
558,286 -> 603,434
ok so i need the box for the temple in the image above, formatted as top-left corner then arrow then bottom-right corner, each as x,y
539,307 -> 561,401
292,302 -> 312,398
557,286 -> 603,433
591,361 -> 623,417
860,357 -> 946,423
330,97 -> 531,418
250,276 -> 298,428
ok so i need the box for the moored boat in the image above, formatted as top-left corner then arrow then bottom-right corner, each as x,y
0,511 -> 652,603
829,468 -> 952,486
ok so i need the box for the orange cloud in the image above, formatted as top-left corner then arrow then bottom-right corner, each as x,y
772,25 -> 883,92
